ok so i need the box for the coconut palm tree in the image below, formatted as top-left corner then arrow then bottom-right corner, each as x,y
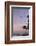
27,15 -> 29,29
22,15 -> 29,29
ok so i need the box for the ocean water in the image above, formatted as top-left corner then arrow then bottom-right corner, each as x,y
13,29 -> 29,36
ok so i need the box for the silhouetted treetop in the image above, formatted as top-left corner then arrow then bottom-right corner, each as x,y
22,26 -> 26,29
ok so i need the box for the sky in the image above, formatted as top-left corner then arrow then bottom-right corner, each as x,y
12,7 -> 29,33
